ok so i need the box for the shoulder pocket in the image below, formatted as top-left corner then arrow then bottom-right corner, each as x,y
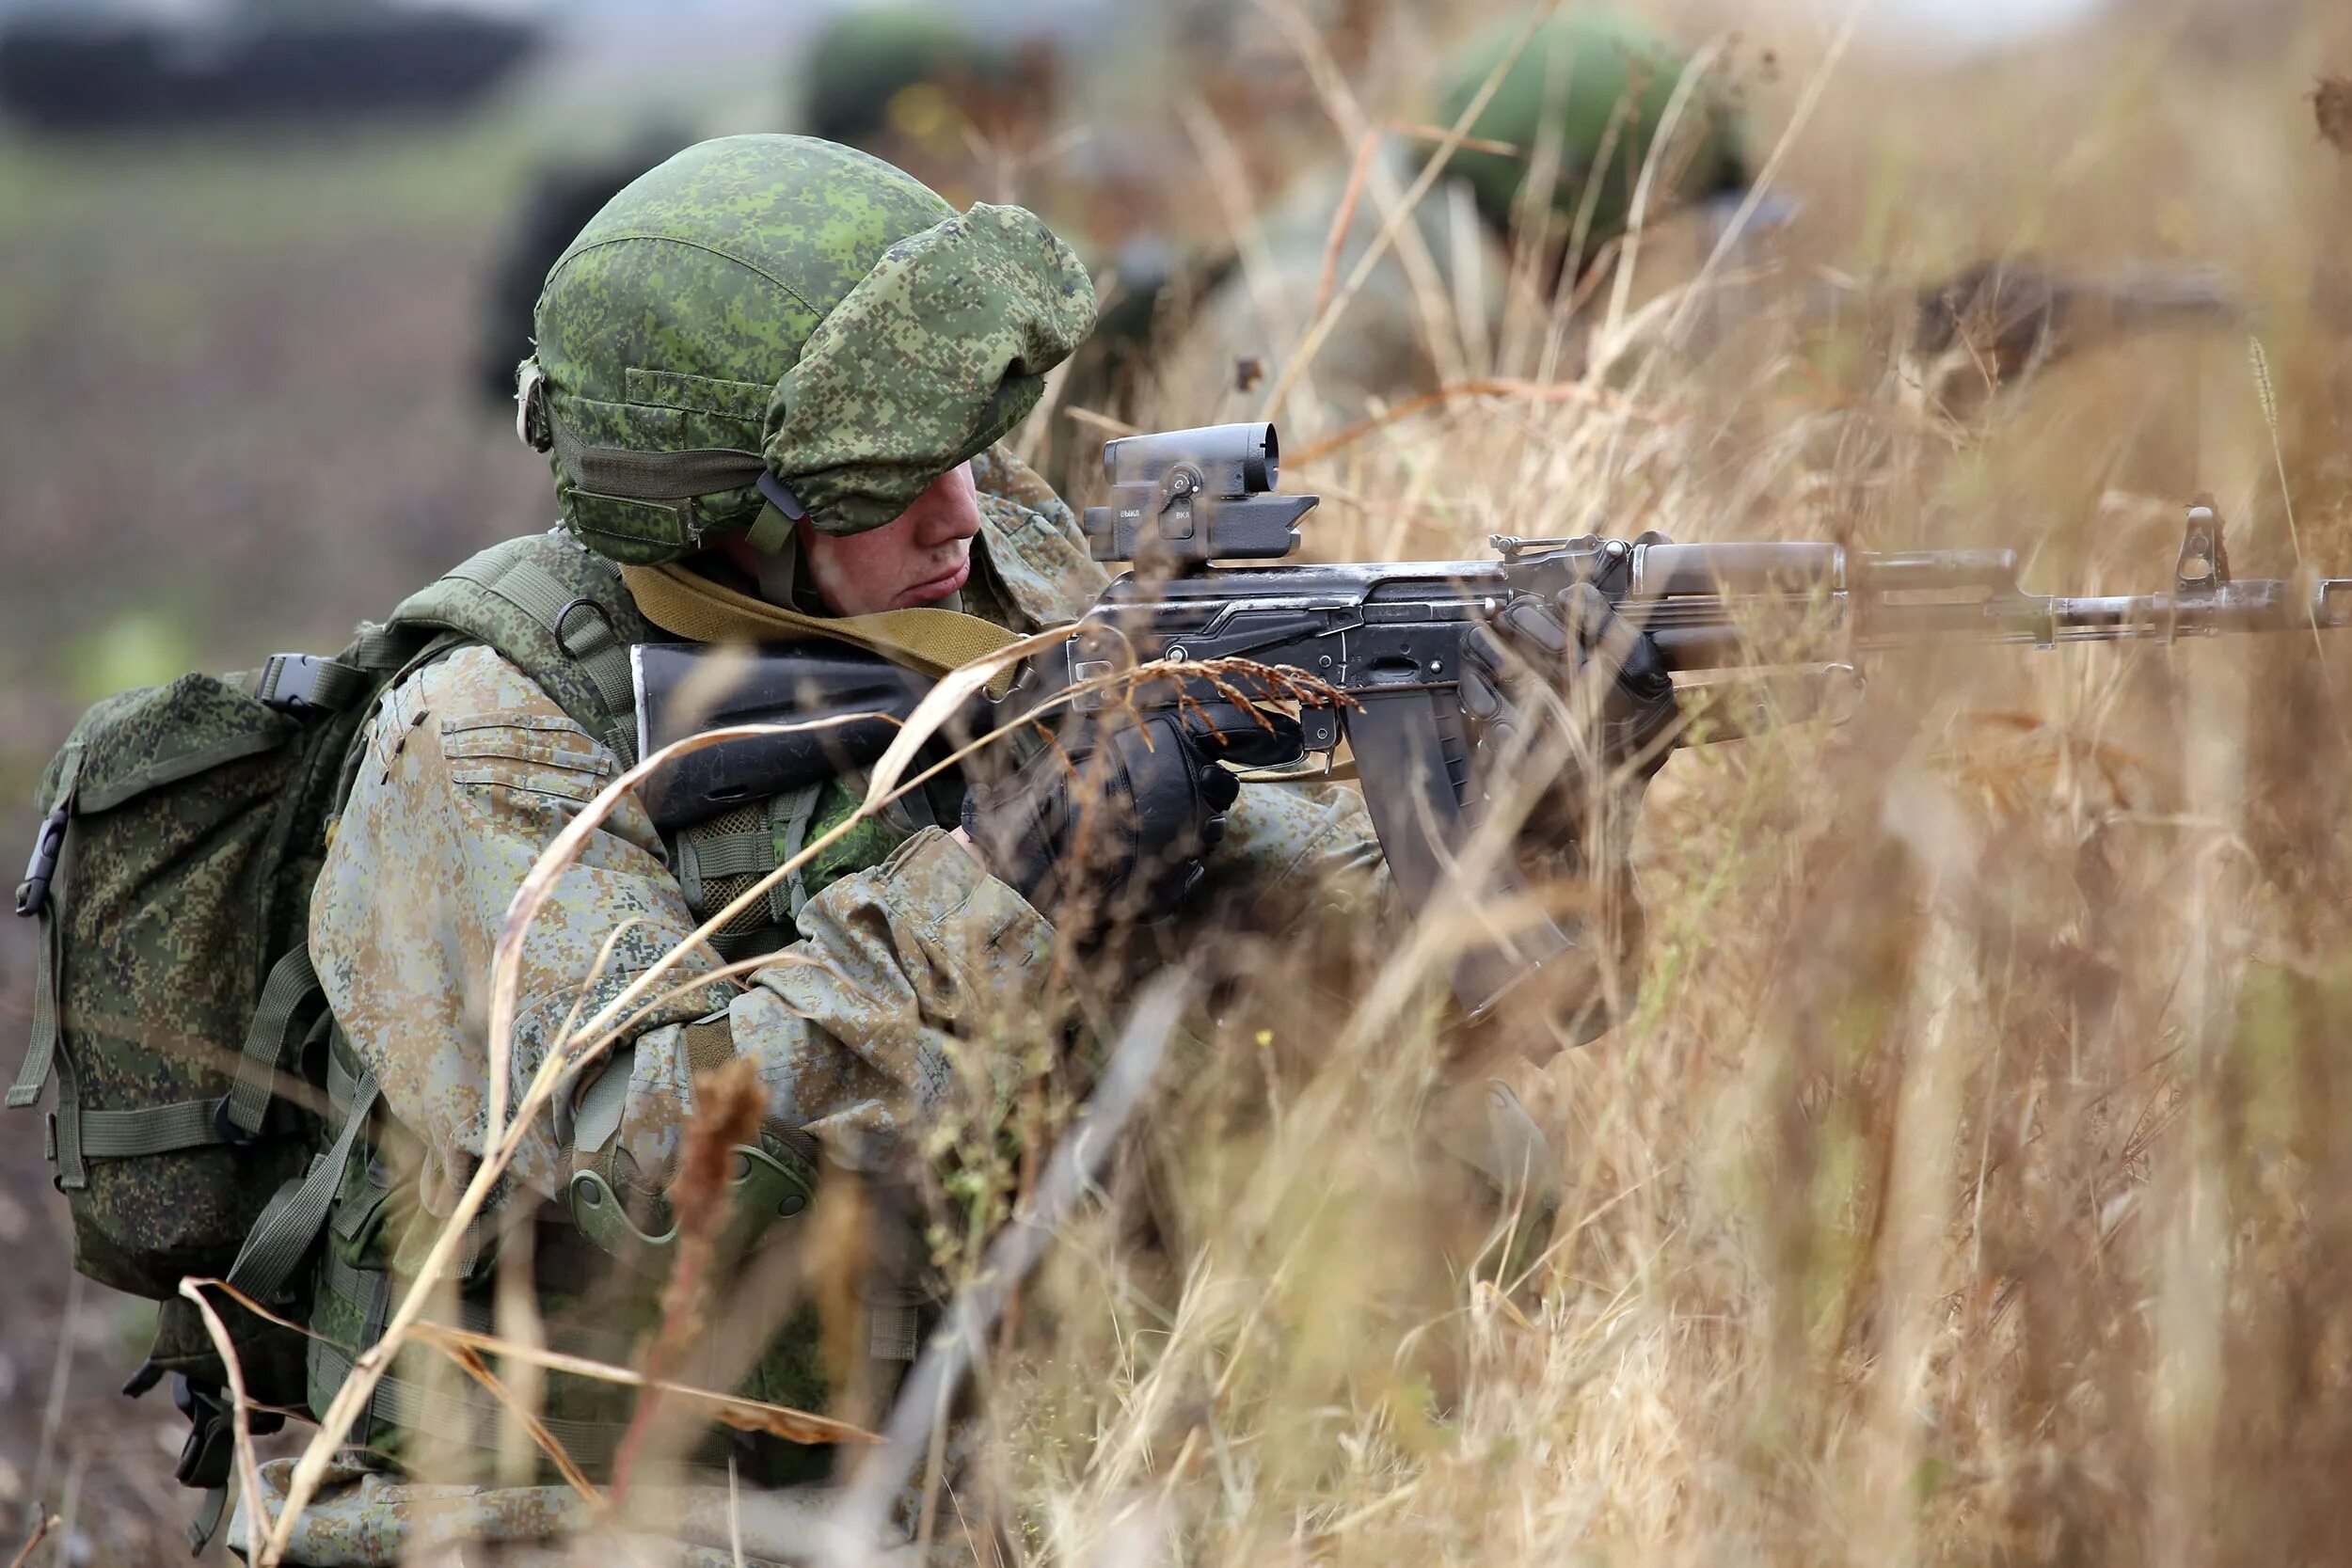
440,710 -> 614,804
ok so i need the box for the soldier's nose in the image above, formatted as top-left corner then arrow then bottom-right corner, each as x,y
913,467 -> 984,547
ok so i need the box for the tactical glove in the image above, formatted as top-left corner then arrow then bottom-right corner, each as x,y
962,689 -> 1303,916
1458,581 -> 1679,861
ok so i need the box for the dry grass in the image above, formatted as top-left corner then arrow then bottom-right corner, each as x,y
926,7 -> 2352,1564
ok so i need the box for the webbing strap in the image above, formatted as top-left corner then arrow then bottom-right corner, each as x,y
309,1338 -> 653,1469
775,783 -> 822,922
571,1056 -> 631,1159
555,602 -> 639,768
444,554 -> 639,764
681,825 -> 777,881
7,897 -> 59,1111
187,1486 -> 230,1556
547,408 -> 765,503
255,655 -> 372,714
445,555 -> 588,640
76,1098 -> 230,1159
326,1030 -> 366,1120
8,752 -> 79,1120
226,945 -> 319,1138
317,1250 -> 634,1364
310,1334 -> 753,1476
344,623 -> 413,672
618,563 -> 1032,696
225,1073 -> 380,1306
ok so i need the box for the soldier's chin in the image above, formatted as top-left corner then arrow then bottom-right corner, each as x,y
897,558 -> 972,606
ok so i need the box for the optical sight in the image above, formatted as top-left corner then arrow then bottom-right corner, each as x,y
1081,422 -> 1317,568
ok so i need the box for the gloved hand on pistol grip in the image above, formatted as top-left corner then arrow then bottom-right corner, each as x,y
1459,581 -> 1679,863
961,687 -> 1305,916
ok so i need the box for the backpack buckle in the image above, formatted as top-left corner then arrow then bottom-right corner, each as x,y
15,802 -> 67,917
256,653 -> 332,715
170,1376 -> 285,1491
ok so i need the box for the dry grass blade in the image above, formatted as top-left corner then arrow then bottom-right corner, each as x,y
195,1259 -> 863,1459
1288,376 -> 1671,467
1646,0 -> 1867,370
261,712 -> 914,1566
5,1515 -> 59,1568
864,625 -> 1076,809
1309,127 -> 1382,327
1252,0 -> 1565,421
1601,39 -> 1732,341
404,1323 -> 877,1447
483,712 -> 899,1145
440,1340 -> 603,1503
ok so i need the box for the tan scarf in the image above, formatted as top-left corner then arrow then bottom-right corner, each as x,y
619,563 -> 1028,696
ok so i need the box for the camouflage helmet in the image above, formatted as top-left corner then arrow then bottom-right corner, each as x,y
1436,9 -> 1748,254
518,134 -> 1096,564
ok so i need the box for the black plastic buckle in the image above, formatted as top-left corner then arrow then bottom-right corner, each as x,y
15,802 -> 67,917
168,1375 -> 284,1492
756,470 -> 807,521
172,1378 -> 234,1490
256,652 -> 331,716
211,1093 -> 258,1148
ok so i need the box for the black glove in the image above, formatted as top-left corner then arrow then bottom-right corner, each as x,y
1459,581 -> 1679,859
962,688 -> 1304,916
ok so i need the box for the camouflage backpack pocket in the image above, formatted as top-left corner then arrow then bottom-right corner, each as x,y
10,673 -> 331,1299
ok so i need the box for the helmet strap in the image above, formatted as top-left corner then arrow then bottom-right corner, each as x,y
744,471 -> 807,556
750,529 -> 805,609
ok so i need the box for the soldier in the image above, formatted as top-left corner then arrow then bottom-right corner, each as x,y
1158,8 -> 1756,427
240,134 -> 1676,1562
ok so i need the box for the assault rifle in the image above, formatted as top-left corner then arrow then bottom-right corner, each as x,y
636,422 -> 2352,1015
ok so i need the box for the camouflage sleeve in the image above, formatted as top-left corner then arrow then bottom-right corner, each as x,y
310,644 -> 1057,1203
1205,775 -> 1391,924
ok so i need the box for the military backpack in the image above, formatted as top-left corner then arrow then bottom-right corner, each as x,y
7,531 -> 646,1535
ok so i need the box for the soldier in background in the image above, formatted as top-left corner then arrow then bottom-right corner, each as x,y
1154,8 -> 1757,431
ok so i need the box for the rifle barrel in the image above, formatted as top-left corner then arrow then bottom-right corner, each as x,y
1632,577 -> 2352,671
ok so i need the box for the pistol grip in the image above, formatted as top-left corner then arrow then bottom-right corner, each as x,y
1344,689 -> 1574,1019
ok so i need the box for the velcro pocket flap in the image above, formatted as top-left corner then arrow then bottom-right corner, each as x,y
625,368 -> 771,423
564,489 -> 701,565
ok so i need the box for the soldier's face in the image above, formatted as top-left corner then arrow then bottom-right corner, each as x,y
801,462 -> 984,615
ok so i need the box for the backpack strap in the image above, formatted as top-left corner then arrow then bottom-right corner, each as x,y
386,532 -> 649,767
220,945 -> 324,1141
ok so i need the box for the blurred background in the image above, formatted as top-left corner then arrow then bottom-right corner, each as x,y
2,0 -> 2348,1561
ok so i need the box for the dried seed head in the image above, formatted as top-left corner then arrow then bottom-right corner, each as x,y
2316,76 -> 2352,153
